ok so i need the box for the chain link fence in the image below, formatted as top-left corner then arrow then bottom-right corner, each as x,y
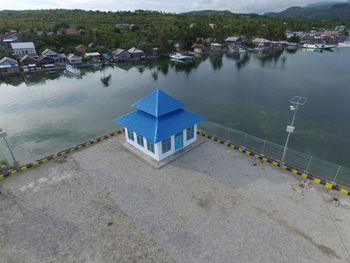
199,121 -> 350,188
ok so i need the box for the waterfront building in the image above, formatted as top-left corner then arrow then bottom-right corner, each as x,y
36,55 -> 56,68
19,55 -> 37,69
114,89 -> 205,161
41,49 -> 66,64
192,43 -> 205,53
42,49 -> 58,59
112,48 -> 131,61
128,47 -> 146,59
11,42 -> 37,57
210,43 -> 223,52
0,57 -> 19,75
85,52 -> 101,62
67,53 -> 83,64
224,37 -> 244,48
252,38 -> 272,47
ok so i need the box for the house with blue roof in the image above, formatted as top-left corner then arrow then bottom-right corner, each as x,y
114,90 -> 205,161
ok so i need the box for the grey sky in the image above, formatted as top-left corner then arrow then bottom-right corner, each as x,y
0,0 -> 346,14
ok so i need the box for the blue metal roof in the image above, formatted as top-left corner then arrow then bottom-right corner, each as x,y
114,109 -> 205,143
132,90 -> 185,117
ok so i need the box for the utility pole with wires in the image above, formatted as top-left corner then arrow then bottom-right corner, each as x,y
281,96 -> 308,164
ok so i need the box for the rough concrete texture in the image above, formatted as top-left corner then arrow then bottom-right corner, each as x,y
1,135 -> 350,263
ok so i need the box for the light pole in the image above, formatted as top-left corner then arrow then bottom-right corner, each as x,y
0,128 -> 19,170
281,96 -> 307,164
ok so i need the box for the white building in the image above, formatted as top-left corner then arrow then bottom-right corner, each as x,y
11,42 -> 37,56
115,89 -> 205,161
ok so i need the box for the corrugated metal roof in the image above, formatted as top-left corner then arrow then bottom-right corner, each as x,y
132,90 -> 185,117
128,47 -> 144,54
11,42 -> 35,49
252,38 -> 271,43
0,57 -> 17,64
85,52 -> 100,56
114,109 -> 205,143
225,37 -> 242,42
112,48 -> 126,55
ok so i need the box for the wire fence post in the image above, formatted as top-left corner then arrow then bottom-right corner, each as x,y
305,155 -> 313,172
243,134 -> 247,148
262,140 -> 266,155
333,165 -> 342,184
199,121 -> 350,190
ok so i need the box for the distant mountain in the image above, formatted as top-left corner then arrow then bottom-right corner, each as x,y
265,2 -> 350,19
305,1 -> 341,8
182,10 -> 234,15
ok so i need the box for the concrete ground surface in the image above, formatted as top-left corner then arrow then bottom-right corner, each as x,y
0,135 -> 350,263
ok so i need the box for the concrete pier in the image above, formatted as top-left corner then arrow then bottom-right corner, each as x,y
1,135 -> 349,263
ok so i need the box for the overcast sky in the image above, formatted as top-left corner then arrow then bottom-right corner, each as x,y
0,0 -> 346,14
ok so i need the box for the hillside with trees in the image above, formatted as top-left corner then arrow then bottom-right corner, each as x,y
265,2 -> 350,19
0,9 -> 349,55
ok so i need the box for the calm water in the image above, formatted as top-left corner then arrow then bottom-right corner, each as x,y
0,48 -> 350,167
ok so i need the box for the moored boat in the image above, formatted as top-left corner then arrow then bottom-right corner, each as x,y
302,43 -> 336,50
338,42 -> 350,47
65,64 -> 80,75
169,52 -> 193,60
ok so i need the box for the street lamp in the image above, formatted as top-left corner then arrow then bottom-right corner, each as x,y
0,128 -> 19,170
281,96 -> 307,164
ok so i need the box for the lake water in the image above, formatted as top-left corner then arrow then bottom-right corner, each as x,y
0,48 -> 350,167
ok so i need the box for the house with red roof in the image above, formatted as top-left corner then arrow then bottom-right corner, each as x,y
66,29 -> 81,35
75,44 -> 86,53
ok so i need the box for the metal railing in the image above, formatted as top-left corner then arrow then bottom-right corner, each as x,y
0,120 -> 349,189
199,121 -> 350,188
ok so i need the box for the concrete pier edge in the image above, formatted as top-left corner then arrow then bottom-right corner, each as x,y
0,128 -> 349,197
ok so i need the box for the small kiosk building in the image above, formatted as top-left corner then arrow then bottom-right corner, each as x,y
114,90 -> 205,161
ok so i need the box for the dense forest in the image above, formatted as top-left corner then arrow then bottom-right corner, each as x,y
0,9 -> 349,55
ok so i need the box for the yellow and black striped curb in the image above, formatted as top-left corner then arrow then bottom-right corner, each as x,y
0,129 -> 125,180
197,130 -> 350,196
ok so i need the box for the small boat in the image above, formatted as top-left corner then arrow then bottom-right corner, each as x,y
65,64 -> 80,75
338,41 -> 350,47
169,52 -> 193,60
302,43 -> 336,50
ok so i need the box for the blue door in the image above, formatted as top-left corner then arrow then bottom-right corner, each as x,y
175,132 -> 183,151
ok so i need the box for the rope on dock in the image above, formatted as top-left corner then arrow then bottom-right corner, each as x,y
197,130 -> 350,197
0,129 -> 125,180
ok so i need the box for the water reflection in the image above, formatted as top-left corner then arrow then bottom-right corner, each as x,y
235,54 -> 250,71
2,48 -> 349,167
209,53 -> 223,70
255,48 -> 285,67
100,74 -> 112,87
0,49 -> 295,87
